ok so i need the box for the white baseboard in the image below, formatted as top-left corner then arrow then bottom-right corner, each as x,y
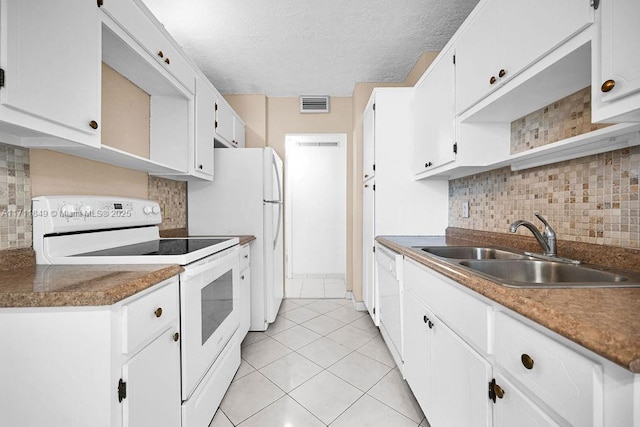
350,293 -> 367,311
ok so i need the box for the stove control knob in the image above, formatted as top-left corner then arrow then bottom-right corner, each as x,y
152,206 -> 161,215
79,205 -> 92,217
143,206 -> 153,215
60,204 -> 76,218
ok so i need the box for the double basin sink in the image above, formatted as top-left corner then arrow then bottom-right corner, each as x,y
413,246 -> 640,288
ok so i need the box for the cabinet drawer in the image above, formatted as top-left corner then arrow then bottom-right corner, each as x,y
240,244 -> 250,270
100,0 -> 195,93
122,279 -> 179,354
494,312 -> 602,426
404,259 -> 490,354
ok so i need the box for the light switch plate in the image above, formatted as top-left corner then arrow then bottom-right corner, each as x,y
462,201 -> 469,218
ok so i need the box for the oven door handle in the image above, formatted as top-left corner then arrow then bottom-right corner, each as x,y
182,247 -> 239,279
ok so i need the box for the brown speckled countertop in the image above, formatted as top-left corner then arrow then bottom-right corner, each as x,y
377,235 -> 640,374
159,229 -> 256,246
0,262 -> 183,308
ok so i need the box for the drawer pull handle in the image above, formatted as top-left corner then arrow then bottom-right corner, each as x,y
489,76 -> 497,85
601,79 -> 615,93
521,353 -> 534,370
498,69 -> 506,78
165,57 -> 170,65
173,332 -> 180,342
154,307 -> 163,318
157,50 -> 164,58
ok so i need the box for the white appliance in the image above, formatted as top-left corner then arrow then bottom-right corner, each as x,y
32,195 -> 241,427
375,242 -> 404,373
189,147 -> 284,331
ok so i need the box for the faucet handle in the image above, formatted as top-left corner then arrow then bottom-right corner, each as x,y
534,213 -> 553,231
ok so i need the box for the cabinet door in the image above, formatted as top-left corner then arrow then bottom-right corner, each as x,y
499,0 -> 592,86
0,0 -> 100,146
122,329 -> 181,427
234,116 -> 246,148
599,0 -> 640,103
428,313 -> 493,427
240,266 -> 251,337
362,180 -> 376,324
215,98 -> 235,145
454,0 -> 499,114
362,101 -> 375,181
402,290 -> 431,415
493,374 -> 561,427
195,75 -> 215,177
413,49 -> 456,175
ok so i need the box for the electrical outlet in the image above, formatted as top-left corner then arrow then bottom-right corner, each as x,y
462,202 -> 470,218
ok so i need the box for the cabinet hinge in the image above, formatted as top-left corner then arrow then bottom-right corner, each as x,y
373,184 -> 376,191
118,379 -> 127,402
215,120 -> 218,129
373,163 -> 376,171
215,103 -> 218,111
591,0 -> 599,10
97,0 -> 103,6
453,142 -> 458,155
373,307 -> 376,314
488,379 -> 496,403
372,103 -> 376,111
452,54 -> 456,65
373,246 -> 376,253
0,69 -> 5,88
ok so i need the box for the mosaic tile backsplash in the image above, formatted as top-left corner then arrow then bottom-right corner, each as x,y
511,86 -> 611,154
147,176 -> 187,231
0,143 -> 31,250
449,146 -> 640,249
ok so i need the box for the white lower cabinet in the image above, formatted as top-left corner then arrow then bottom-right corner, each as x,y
0,276 -> 181,427
397,252 -> 638,427
239,243 -> 251,337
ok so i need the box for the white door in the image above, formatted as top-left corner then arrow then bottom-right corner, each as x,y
285,134 -> 347,278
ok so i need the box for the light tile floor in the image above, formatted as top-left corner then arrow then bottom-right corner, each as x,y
210,298 -> 429,427
285,277 -> 348,299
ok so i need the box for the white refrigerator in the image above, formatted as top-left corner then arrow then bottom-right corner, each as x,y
188,147 -> 284,331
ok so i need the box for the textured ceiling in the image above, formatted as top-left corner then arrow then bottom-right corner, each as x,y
141,0 -> 479,96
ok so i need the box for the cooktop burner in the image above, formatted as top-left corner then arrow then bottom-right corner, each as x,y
73,238 -> 232,257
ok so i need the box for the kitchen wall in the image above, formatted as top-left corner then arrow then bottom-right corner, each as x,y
225,94 -> 268,148
450,87 -> 640,249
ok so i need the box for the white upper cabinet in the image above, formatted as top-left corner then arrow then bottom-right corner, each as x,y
0,0 -> 101,147
233,116 -> 246,148
456,0 -> 593,115
99,0 -> 195,94
592,0 -> 640,122
215,97 -> 235,146
413,46 -> 456,176
194,74 -> 215,178
362,99 -> 375,181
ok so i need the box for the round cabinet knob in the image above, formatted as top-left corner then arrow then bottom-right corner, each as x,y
244,254 -> 249,259
60,204 -> 76,217
521,353 -> 535,370
173,332 -> 180,342
154,307 -> 163,318
157,50 -> 164,58
89,120 -> 99,130
79,205 -> 92,217
364,184 -> 369,188
425,162 -> 432,168
152,206 -> 161,215
493,383 -> 505,399
601,79 -> 616,93
498,69 -> 506,78
423,315 -> 429,323
198,164 -> 204,170
143,206 -> 153,215
489,76 -> 497,85
427,320 -> 434,329
364,174 -> 369,178
241,275 -> 245,280
164,57 -> 170,65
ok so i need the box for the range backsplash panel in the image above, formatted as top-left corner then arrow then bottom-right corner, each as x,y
147,176 -> 187,231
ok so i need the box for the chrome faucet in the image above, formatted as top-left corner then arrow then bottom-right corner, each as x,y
509,213 -> 557,257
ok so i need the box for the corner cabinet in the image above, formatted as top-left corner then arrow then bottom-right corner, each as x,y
0,277 -> 181,427
0,0 -> 101,148
239,243 -> 251,337
592,0 -> 640,122
215,95 -> 245,148
193,74 -> 216,178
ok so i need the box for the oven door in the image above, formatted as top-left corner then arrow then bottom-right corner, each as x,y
180,246 -> 240,400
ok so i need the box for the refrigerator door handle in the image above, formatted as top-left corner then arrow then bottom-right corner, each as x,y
273,201 -> 282,250
272,154 -> 283,203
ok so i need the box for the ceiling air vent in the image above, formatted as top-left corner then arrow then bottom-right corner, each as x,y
300,96 -> 329,113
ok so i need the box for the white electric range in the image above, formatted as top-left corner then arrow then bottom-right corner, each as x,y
32,195 -> 242,427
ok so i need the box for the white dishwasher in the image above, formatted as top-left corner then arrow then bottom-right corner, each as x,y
375,243 -> 404,373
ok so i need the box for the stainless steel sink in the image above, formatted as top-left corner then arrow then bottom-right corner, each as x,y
416,246 -> 532,260
458,260 -> 640,288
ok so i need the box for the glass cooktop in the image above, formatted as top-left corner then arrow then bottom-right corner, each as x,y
73,238 -> 232,257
